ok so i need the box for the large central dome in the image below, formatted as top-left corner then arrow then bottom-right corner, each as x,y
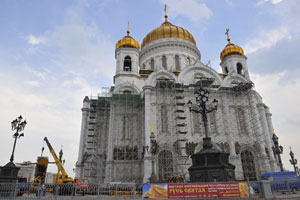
141,15 -> 196,49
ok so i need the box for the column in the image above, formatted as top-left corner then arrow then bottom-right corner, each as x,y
76,96 -> 90,178
259,105 -> 278,171
143,85 -> 153,183
249,92 -> 271,173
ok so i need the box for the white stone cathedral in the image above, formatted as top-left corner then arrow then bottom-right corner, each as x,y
75,13 -> 281,184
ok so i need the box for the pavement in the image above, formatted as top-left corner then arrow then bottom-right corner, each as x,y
13,192 -> 300,200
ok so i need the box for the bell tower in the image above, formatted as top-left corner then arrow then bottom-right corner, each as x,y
114,24 -> 140,84
220,29 -> 250,80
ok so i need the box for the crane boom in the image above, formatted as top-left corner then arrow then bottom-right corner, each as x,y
43,137 -> 73,183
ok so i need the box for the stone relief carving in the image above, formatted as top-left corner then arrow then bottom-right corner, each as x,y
235,142 -> 241,155
217,142 -> 230,154
185,142 -> 198,156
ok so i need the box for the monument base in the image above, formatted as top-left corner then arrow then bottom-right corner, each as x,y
188,137 -> 236,182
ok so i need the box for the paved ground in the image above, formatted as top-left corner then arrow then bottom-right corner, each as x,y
9,191 -> 300,199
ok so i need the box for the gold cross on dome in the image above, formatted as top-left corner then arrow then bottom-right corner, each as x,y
151,125 -> 154,133
127,21 -> 130,35
164,4 -> 168,21
225,28 -> 230,43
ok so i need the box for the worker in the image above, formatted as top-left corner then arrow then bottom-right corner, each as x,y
41,185 -> 46,196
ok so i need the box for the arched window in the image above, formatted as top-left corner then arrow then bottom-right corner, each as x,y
237,108 -> 247,135
161,104 -> 168,132
225,66 -> 229,74
123,90 -> 132,94
192,112 -> 201,135
237,63 -> 243,74
187,57 -> 191,65
162,56 -> 167,69
151,59 -> 155,70
175,55 -> 180,70
158,150 -> 173,182
123,56 -> 132,71
241,150 -> 257,181
209,112 -> 217,135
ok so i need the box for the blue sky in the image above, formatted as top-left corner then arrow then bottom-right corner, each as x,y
0,0 -> 299,177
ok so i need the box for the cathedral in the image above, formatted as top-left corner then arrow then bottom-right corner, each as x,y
75,11 -> 280,184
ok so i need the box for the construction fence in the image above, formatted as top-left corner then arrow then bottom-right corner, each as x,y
0,180 -> 300,199
0,182 -> 142,199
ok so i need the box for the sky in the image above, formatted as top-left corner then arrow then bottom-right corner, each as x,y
0,0 -> 299,177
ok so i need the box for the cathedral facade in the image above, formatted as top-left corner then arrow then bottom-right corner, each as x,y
75,13 -> 280,184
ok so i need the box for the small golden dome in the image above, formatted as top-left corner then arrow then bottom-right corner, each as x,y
220,29 -> 244,61
141,15 -> 196,49
116,29 -> 140,50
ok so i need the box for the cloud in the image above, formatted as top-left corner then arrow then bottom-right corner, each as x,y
27,35 -> 46,45
162,0 -> 212,22
42,23 -> 115,81
0,7 -> 115,174
24,81 -> 40,87
244,27 -> 290,54
252,72 -> 300,171
264,0 -> 283,4
247,35 -> 300,74
0,64 -> 100,175
225,0 -> 233,6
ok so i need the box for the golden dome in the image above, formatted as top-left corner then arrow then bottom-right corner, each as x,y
220,29 -> 244,61
116,29 -> 140,50
141,15 -> 196,49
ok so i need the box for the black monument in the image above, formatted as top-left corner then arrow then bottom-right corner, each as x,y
187,83 -> 235,182
0,115 -> 26,183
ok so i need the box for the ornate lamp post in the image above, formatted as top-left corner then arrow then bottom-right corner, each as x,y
271,131 -> 283,172
187,87 -> 235,182
289,147 -> 298,172
187,88 -> 218,149
149,126 -> 158,183
10,115 -> 26,163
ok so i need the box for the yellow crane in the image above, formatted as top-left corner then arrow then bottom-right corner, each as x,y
43,137 -> 73,184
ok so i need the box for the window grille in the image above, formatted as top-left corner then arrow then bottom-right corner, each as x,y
241,150 -> 257,180
158,150 -> 174,181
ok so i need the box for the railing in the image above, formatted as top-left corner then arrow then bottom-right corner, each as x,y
1,180 -> 299,199
0,182 -> 142,199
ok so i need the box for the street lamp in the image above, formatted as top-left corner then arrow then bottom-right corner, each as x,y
271,131 -> 283,172
187,88 -> 218,149
10,115 -> 26,163
289,147 -> 298,172
187,87 -> 236,182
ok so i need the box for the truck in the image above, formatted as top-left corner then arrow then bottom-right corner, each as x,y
43,137 -> 89,195
253,171 -> 300,193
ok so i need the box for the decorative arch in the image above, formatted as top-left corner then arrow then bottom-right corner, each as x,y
145,69 -> 178,87
223,74 -> 249,88
178,63 -> 223,86
113,82 -> 141,94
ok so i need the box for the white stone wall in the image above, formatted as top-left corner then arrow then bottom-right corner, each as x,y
76,36 -> 280,184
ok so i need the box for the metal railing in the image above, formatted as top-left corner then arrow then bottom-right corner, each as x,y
0,182 -> 142,199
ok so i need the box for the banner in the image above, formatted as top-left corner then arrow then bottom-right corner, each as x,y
143,182 -> 249,199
